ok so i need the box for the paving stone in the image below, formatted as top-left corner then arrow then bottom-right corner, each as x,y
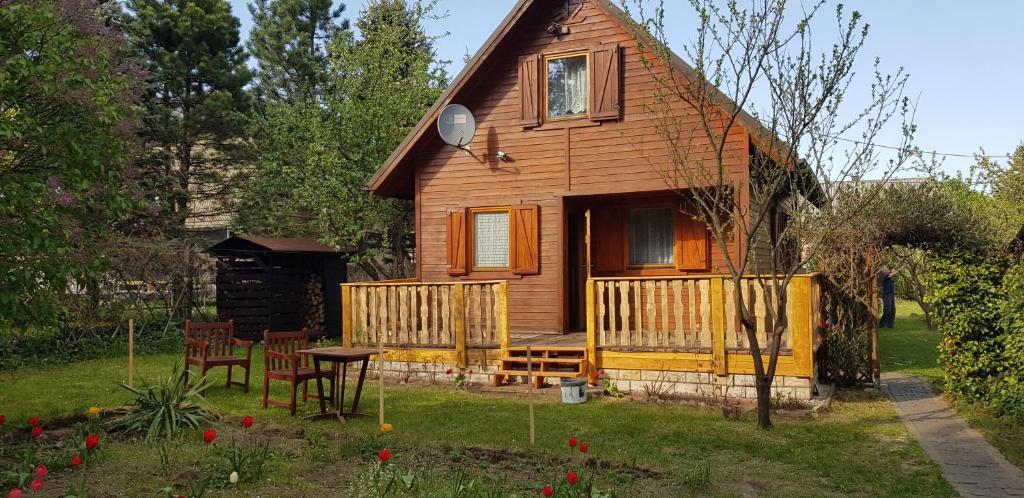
883,373 -> 1024,498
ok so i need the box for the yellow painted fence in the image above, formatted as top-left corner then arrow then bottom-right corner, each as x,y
586,274 -> 821,379
341,280 -> 508,368
341,274 -> 820,379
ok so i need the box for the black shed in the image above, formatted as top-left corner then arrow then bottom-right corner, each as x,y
207,235 -> 349,340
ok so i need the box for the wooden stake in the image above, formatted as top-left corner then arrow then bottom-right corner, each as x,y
378,329 -> 385,426
128,319 -> 135,388
527,346 -> 535,446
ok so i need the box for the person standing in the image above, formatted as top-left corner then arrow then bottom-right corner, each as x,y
879,266 -> 897,328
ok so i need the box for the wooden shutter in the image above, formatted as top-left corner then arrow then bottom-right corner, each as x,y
589,43 -> 621,121
518,54 -> 542,128
511,205 -> 540,275
675,209 -> 710,271
592,206 -> 625,272
446,209 -> 467,275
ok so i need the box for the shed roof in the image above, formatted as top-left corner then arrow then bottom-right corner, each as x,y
365,0 -> 792,199
207,235 -> 350,256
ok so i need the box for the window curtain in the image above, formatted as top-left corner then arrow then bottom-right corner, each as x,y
473,211 -> 510,267
548,56 -> 588,116
564,57 -> 587,115
629,208 -> 674,265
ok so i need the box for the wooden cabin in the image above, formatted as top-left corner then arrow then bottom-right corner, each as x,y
344,0 -> 822,400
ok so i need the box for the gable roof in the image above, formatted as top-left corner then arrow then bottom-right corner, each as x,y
366,0 -> 785,199
207,235 -> 350,255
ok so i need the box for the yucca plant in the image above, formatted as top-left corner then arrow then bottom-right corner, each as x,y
108,363 -> 217,442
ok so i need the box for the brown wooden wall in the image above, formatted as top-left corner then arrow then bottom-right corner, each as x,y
413,1 -> 750,334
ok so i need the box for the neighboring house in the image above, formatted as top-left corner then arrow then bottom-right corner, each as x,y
185,193 -> 233,245
344,0 -> 823,400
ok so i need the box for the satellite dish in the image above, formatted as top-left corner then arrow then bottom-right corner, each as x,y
437,104 -> 476,150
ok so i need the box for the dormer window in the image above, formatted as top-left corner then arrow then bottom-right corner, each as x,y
545,53 -> 588,119
519,45 -> 619,128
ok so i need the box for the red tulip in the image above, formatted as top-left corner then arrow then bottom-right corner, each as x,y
0,414 -> 6,425
85,433 -> 100,450
446,368 -> 453,375
579,442 -> 589,453
30,426 -> 43,439
70,455 -> 82,467
378,448 -> 393,462
242,416 -> 254,428
8,488 -> 23,498
567,471 -> 579,485
27,416 -> 40,427
34,465 -> 47,479
542,485 -> 553,497
202,429 -> 216,444
29,480 -> 42,492
568,436 -> 577,448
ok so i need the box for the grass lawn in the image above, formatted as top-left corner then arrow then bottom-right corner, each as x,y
0,347 -> 955,497
877,299 -> 943,385
878,299 -> 1024,470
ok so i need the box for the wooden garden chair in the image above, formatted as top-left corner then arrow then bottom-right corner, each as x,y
262,328 -> 335,415
183,320 -> 254,393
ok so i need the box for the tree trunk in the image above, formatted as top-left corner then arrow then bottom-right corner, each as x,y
755,377 -> 772,429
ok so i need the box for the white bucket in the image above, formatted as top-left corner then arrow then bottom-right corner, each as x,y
560,378 -> 588,404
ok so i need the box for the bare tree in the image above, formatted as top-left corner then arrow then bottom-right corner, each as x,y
624,0 -> 917,428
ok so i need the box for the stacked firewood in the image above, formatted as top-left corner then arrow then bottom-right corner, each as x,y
303,274 -> 325,334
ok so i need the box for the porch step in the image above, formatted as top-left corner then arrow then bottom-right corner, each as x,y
495,347 -> 587,389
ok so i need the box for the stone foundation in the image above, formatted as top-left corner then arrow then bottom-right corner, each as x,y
367,360 -> 813,401
596,369 -> 814,401
371,360 -> 498,385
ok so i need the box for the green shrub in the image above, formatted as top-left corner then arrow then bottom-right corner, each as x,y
925,249 -> 1005,401
994,261 -> 1024,419
0,321 -> 184,370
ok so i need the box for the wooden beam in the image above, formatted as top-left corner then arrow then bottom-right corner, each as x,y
711,277 -> 727,376
498,281 -> 510,357
383,348 -> 503,365
453,282 -> 467,368
341,285 -> 353,348
585,278 -> 597,382
788,275 -> 814,377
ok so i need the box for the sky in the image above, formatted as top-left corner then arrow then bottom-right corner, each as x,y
226,0 -> 1024,177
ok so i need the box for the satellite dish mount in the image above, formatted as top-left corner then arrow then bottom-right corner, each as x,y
437,104 -> 477,155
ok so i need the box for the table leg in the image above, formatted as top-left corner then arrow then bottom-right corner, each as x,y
351,358 -> 370,414
338,361 -> 349,420
313,356 -> 327,415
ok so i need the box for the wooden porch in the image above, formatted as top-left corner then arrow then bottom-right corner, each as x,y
339,274 -> 822,394
511,332 -> 586,347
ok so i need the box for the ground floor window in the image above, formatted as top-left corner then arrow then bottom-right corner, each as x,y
471,208 -> 510,270
628,207 -> 674,266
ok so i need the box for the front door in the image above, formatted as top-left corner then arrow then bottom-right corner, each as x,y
567,210 -> 590,331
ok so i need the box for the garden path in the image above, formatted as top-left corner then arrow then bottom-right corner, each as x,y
883,373 -> 1024,497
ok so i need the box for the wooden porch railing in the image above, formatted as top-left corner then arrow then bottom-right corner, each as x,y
586,274 -> 820,378
341,280 -> 509,366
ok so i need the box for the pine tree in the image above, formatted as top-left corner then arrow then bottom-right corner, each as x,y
247,0 -> 349,103
126,0 -> 252,234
